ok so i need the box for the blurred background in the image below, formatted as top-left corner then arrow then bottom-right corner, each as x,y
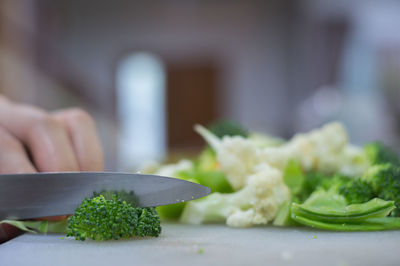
1,0 -> 399,171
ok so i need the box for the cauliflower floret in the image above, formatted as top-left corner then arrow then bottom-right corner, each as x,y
259,122 -> 366,175
185,121 -> 369,228
196,122 -> 363,192
155,159 -> 193,177
215,136 -> 260,190
195,125 -> 260,190
337,145 -> 370,176
180,164 -> 290,227
288,122 -> 348,172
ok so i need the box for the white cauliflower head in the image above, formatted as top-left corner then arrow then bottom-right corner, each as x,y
180,163 -> 290,227
195,125 -> 260,190
155,159 -> 193,177
226,164 -> 290,227
258,122 -> 368,176
215,136 -> 260,190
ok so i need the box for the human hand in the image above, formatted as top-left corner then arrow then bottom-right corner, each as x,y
0,95 -> 104,243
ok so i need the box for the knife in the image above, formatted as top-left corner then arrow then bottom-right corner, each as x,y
0,172 -> 210,220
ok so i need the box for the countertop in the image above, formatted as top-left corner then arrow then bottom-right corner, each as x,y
1,223 -> 399,266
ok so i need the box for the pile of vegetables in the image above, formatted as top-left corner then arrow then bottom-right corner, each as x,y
150,121 -> 400,231
2,120 -> 400,242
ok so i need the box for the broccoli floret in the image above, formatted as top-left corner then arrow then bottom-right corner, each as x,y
298,171 -> 375,205
66,195 -> 161,241
337,177 -> 375,204
363,164 -> 400,216
296,172 -> 331,202
364,141 -> 399,166
134,208 -> 161,237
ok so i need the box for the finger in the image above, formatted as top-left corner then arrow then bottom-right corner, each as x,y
0,126 -> 36,174
0,99 -> 80,172
0,125 -> 35,243
52,108 -> 104,171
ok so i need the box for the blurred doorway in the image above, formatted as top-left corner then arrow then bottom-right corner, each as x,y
167,61 -> 220,152
116,54 -> 220,168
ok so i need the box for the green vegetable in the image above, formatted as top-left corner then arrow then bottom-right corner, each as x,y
290,190 -> 399,231
66,195 -> 161,241
273,160 -> 305,226
362,163 -> 400,216
337,177 -> 375,204
177,170 -> 233,194
293,216 -> 400,231
157,147 -> 233,220
293,171 -> 374,205
156,202 -> 186,220
273,201 -> 294,226
208,120 -> 248,139
364,141 -> 399,166
196,147 -> 218,172
283,160 -> 305,197
180,165 -> 290,227
293,197 -> 394,223
134,207 -> 162,237
0,219 -> 67,234
298,171 -> 331,203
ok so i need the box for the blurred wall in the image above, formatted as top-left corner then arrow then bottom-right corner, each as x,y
38,0 -> 293,136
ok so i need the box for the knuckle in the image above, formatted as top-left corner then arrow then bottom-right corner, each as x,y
67,108 -> 94,125
28,114 -> 64,139
0,127 -> 23,151
37,115 -> 63,131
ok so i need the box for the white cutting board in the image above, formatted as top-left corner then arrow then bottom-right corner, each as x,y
1,223 -> 399,266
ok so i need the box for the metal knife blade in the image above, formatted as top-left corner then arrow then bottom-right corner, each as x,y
0,172 -> 210,220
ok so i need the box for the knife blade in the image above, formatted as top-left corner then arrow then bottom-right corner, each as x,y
0,172 -> 210,220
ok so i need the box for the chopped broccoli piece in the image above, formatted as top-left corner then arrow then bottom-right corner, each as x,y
296,171 -> 331,202
364,141 -> 399,166
363,163 -> 400,216
338,177 -> 375,204
298,163 -> 400,217
134,208 -> 161,237
297,171 -> 374,205
208,120 -> 248,139
66,195 -> 161,241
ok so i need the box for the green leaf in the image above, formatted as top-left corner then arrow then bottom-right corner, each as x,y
283,160 -> 305,196
291,189 -> 395,224
0,219 -> 67,234
292,199 -> 395,223
292,215 -> 400,231
0,220 -> 36,234
157,202 -> 186,220
290,189 -> 398,230
273,201 -> 298,226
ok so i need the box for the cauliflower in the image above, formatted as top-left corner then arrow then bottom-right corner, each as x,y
181,122 -> 370,228
180,164 -> 290,227
337,145 -> 370,177
288,122 -> 348,172
155,159 -> 193,177
196,122 -> 366,191
195,125 -> 260,190
259,122 -> 369,176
